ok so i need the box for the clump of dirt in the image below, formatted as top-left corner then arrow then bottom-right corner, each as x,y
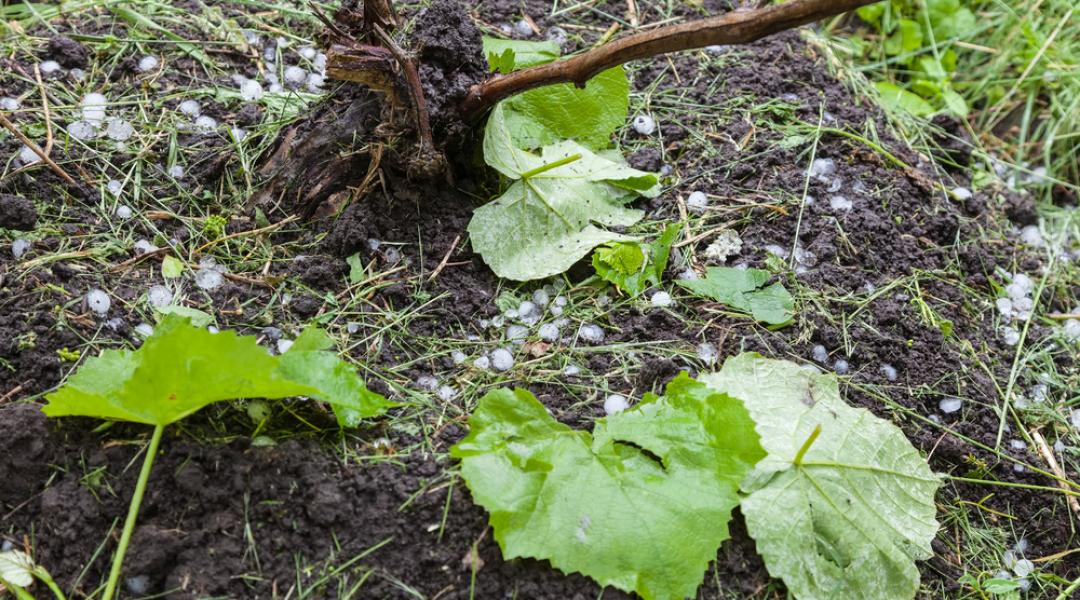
0,193 -> 37,230
46,35 -> 89,68
412,0 -> 488,141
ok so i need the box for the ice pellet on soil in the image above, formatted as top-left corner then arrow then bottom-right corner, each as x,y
703,230 -> 742,264
833,359 -> 849,375
1002,326 -> 1020,346
491,348 -> 515,371
86,289 -> 111,314
809,157 -> 836,179
604,394 -> 629,415
880,363 -> 898,381
553,296 -> 568,307
240,79 -> 264,101
678,269 -> 699,281
474,355 -> 491,369
314,52 -> 328,73
514,19 -> 533,37
415,375 -> 439,391
168,165 -> 185,178
697,342 -> 719,365
1014,559 -> 1034,578
950,187 -> 972,200
107,179 -> 123,196
147,285 -> 172,308
115,204 -> 133,220
1020,225 -> 1043,246
230,127 -> 247,142
133,239 -> 157,254
18,145 -> 40,165
563,364 -> 581,376
793,245 -> 817,268
939,397 -> 963,414
1008,439 -> 1027,452
80,93 -> 107,123
531,289 -> 550,307
437,385 -> 457,401
179,99 -> 201,116
125,575 -> 151,595
276,339 -> 293,353
577,323 -> 605,344
284,65 -> 307,86
135,322 -> 154,337
194,115 -> 218,133
137,55 -> 159,72
517,300 -> 541,325
1070,409 -> 1080,431
262,326 -> 283,340
195,257 -> 225,290
686,191 -> 708,213
39,60 -> 62,74
67,120 -> 97,140
1003,550 -> 1017,569
631,115 -> 656,135
106,118 -> 134,141
829,195 -> 853,211
12,239 -> 30,258
539,323 -> 559,342
705,45 -> 729,54
0,97 -> 19,110
650,290 -> 673,308
68,68 -> 86,81
451,350 -> 467,364
506,324 -> 529,341
299,46 -> 317,60
1014,538 -> 1029,555
764,244 -> 788,258
811,344 -> 828,363
306,73 -> 325,92
996,297 -> 1014,317
1054,439 -> 1066,453
1063,319 -> 1080,340
1011,273 -> 1034,294
547,26 -> 568,44
1012,296 -> 1033,313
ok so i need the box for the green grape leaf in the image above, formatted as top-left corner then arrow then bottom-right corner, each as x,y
592,223 -> 680,297
42,314 -> 393,427
874,81 -> 934,117
676,267 -> 794,325
451,374 -> 764,600
482,37 -> 561,72
161,255 -> 184,278
470,103 -> 658,281
700,354 -> 941,600
884,19 -> 923,58
504,67 -> 629,150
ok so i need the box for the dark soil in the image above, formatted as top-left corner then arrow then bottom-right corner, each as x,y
0,193 -> 37,230
2,1 -> 1075,598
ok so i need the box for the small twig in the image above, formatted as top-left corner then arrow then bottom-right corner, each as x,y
109,247 -> 170,273
460,0 -> 879,120
372,25 -> 433,150
1030,428 -> 1080,516
0,384 -> 24,405
1047,313 -> 1080,320
33,64 -> 54,156
0,112 -> 79,187
626,0 -> 639,27
428,234 -> 462,282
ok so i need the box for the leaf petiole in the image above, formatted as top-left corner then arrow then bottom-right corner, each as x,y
102,424 -> 165,600
792,424 -> 822,467
519,153 -> 581,179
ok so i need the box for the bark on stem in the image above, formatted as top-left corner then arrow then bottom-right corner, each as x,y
460,0 -> 880,120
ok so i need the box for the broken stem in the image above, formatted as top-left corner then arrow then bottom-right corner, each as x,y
793,424 -> 823,467
460,0 -> 879,120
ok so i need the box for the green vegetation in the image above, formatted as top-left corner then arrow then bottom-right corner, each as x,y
591,223 -> 680,297
677,267 -> 795,326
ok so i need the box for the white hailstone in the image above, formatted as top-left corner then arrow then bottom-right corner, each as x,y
705,44 -> 729,54
12,239 -> 31,258
167,165 -> 185,178
1003,550 -> 1018,569
195,257 -> 226,290
764,244 -> 788,258
1054,439 -> 1066,452
1019,225 -> 1043,246
0,97 -> 20,110
383,246 -> 402,265
1014,538 -> 1029,555
276,339 -> 294,353
240,79 -> 264,101
68,68 -> 86,81
415,375 -> 439,391
179,99 -> 201,117
106,118 -> 134,141
1017,579 -> 1031,593
66,120 -> 97,140
147,285 -> 173,307
650,290 -> 673,308
780,93 -> 800,103
879,364 -> 898,381
547,26 -> 568,44
604,394 -> 629,415
1008,439 -> 1027,452
1011,272 -> 1034,294
137,55 -> 160,72
803,195 -> 816,206
532,288 -> 550,306
341,322 -> 359,335
678,269 -> 699,281
86,289 -> 111,314
659,164 -> 673,177
313,52 -> 328,73
437,385 -> 457,401
133,239 -> 158,254
793,245 -> 817,268
939,397 -> 963,414
809,157 -> 836,179
207,325 -> 220,334
39,60 -> 62,74
833,359 -> 850,375
829,195 -> 853,211
1063,319 -> 1080,340
263,45 -> 277,62
230,73 -> 248,86
491,348 -> 515,371
299,46 -> 317,60
686,191 -> 709,214
996,297 -> 1015,318
284,65 -> 307,86
506,324 -> 529,341
703,230 -> 742,264
827,177 -> 844,193
230,127 -> 247,141
577,323 -> 605,344
114,204 -> 133,219
631,114 -> 656,135
554,296 -> 568,307
1002,326 -> 1021,346
539,323 -> 560,342
950,187 -> 972,200
1071,409 -> 1080,431
811,344 -> 828,363
306,73 -> 325,92
81,93 -> 108,124
474,355 -> 491,370
514,19 -> 534,37
451,350 -> 467,364
1013,559 -> 1035,578
563,364 -> 581,376
697,342 -> 719,365
107,179 -> 123,195
194,115 -> 218,133
517,300 -> 541,325
1013,296 -> 1034,313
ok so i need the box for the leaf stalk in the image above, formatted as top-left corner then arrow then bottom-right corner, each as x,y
793,424 -> 822,467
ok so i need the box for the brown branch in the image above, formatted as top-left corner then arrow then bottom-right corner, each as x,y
460,0 -> 879,120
